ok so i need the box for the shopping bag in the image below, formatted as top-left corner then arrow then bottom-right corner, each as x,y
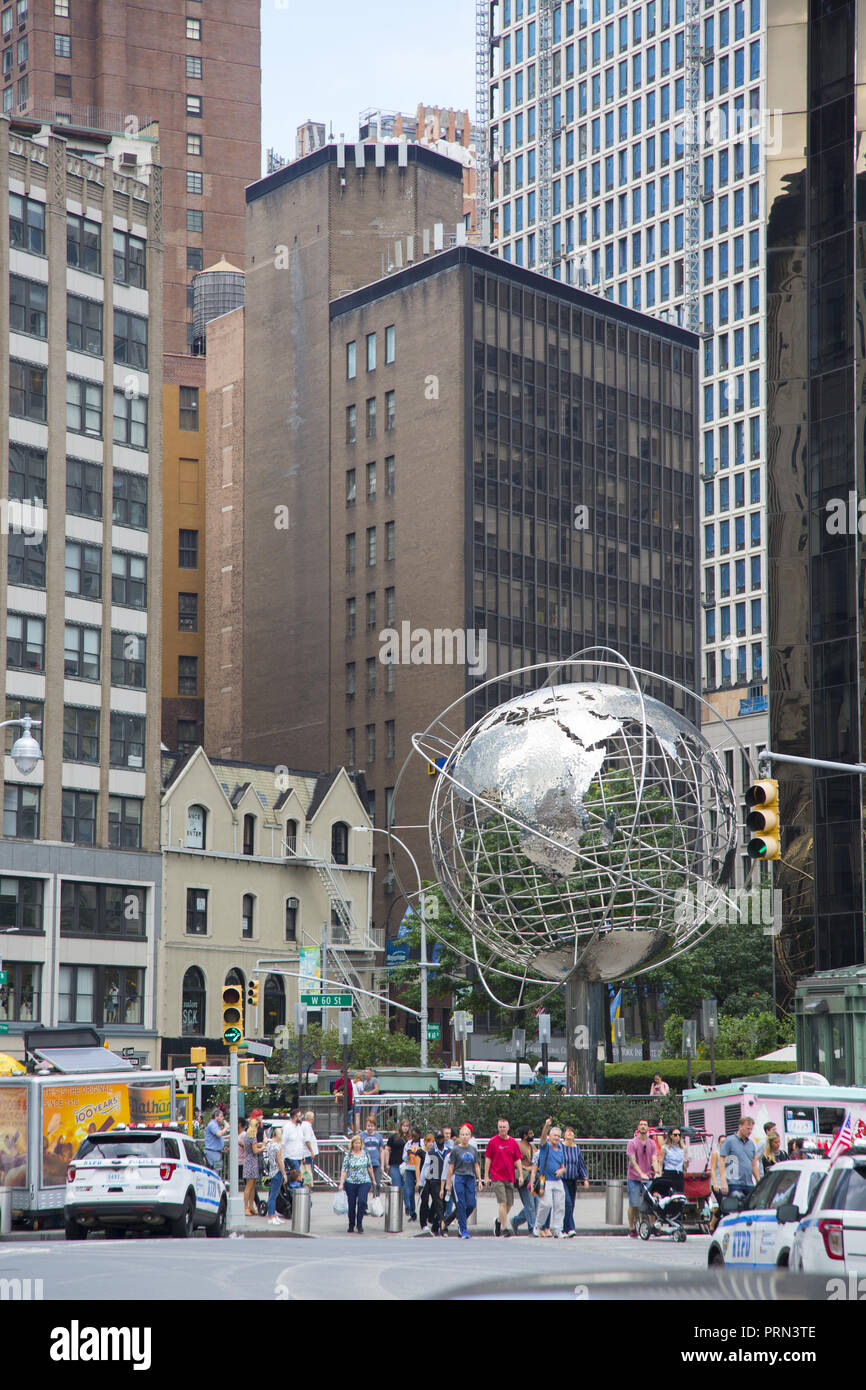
333,1191 -> 348,1215
368,1194 -> 385,1218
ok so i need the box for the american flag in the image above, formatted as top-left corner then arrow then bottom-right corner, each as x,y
828,1112 -> 854,1162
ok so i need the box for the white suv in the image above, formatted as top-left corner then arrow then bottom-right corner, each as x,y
64,1128 -> 227,1240
790,1146 -> 866,1275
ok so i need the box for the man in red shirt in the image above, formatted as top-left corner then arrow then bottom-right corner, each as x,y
484,1117 -> 525,1237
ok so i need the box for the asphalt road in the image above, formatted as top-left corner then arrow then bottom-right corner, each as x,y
1,1230 -> 708,1301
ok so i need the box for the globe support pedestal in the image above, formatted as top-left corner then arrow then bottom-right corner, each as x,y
566,973 -> 606,1094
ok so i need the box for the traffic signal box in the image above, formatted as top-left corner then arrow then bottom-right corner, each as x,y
247,977 -> 260,1007
221,984 -> 244,1046
745,779 -> 781,860
239,1061 -> 266,1088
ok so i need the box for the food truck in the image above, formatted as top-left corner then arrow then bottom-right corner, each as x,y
683,1073 -> 866,1149
0,1030 -> 177,1226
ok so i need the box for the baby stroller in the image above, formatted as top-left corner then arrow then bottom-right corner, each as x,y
636,1177 -> 688,1242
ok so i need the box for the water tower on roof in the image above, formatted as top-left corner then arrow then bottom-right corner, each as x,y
191,256 -> 245,354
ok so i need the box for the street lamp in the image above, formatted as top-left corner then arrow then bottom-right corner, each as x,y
353,825 -> 430,1067
2,716 -> 42,776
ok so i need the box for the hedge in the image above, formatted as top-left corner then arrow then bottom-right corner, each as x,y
603,1058 -> 797,1093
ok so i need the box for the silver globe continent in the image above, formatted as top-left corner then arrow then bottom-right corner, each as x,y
427,682 -> 738,983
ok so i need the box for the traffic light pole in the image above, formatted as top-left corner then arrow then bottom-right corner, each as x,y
758,750 -> 866,776
227,1045 -> 243,1228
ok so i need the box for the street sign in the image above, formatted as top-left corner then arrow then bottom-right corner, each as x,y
0,1024 -> 9,1034
426,1023 -> 441,1042
240,1039 -> 273,1059
184,1067 -> 198,1081
224,1026 -> 242,1045
301,993 -> 352,1008
0,971 -> 7,986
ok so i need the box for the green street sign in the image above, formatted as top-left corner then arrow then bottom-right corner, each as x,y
0,1024 -> 9,1035
0,971 -> 6,986
301,993 -> 352,1007
224,1026 -> 242,1045
426,1024 -> 441,1041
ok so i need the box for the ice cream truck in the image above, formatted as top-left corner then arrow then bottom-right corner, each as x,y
683,1073 -> 866,1151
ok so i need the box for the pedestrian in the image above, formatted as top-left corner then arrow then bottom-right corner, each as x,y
650,1073 -> 671,1097
192,1108 -> 204,1139
659,1127 -> 686,1193
361,1114 -> 385,1195
626,1118 -> 657,1238
338,1133 -> 376,1234
360,1066 -> 381,1123
301,1110 -> 319,1180
237,1118 -> 248,1194
761,1130 -> 788,1175
442,1123 -> 483,1239
560,1126 -> 589,1236
264,1126 -> 288,1225
716,1116 -> 761,1213
280,1107 -> 310,1179
203,1108 -> 228,1175
385,1116 -> 411,1198
241,1118 -> 264,1217
403,1128 -> 423,1221
483,1116 -> 524,1237
708,1133 -> 728,1233
755,1120 -> 779,1162
351,1073 -> 364,1132
530,1124 -> 568,1238
440,1123 -> 457,1226
510,1126 -> 538,1235
418,1132 -> 448,1235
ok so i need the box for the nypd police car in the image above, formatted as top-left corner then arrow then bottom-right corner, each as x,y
790,1145 -> 866,1274
64,1127 -> 227,1240
707,1159 -> 829,1269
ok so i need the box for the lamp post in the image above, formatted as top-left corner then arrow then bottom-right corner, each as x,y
1,716 -> 43,776
354,826 -> 429,1067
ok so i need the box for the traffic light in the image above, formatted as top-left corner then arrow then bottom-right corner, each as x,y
221,984 -> 244,1046
745,779 -> 780,860
247,977 -> 260,1008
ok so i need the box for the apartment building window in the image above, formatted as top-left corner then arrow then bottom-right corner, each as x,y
10,360 -> 46,421
345,467 -> 356,506
15,0 -> 25,22
113,230 -> 146,289
186,16 -> 201,39
186,133 -> 202,157
366,657 -> 376,697
178,655 -> 198,696
385,586 -> 395,625
113,391 -> 148,449
8,532 -> 45,587
346,340 -> 356,379
111,551 -> 147,608
111,631 -> 146,688
176,720 -> 199,757
178,529 -> 198,568
54,33 -> 70,56
7,612 -> 44,672
385,456 -> 395,495
186,888 -> 208,935
346,533 -> 356,573
54,0 -> 68,12
186,94 -> 202,117
66,378 -> 102,436
3,785 -> 39,838
61,790 -> 96,845
66,458 -> 102,519
110,712 -> 144,769
386,719 -> 395,759
346,728 -> 355,765
385,324 -> 395,363
331,822 -> 349,865
113,309 -> 148,368
346,404 -> 357,444
108,797 -> 142,850
55,74 -> 71,97
112,470 -> 147,529
176,591 -> 198,633
9,193 -> 44,254
345,597 -> 356,637
0,877 -> 43,934
285,898 -> 299,942
366,461 -> 376,499
178,386 -> 199,431
67,213 -> 101,273
65,540 -> 102,598
186,55 -> 201,78
366,332 -> 376,371
64,623 -> 100,681
15,33 -> 25,63
186,170 -> 203,195
186,209 -> 203,233
241,893 -> 254,939
385,520 -> 395,561
366,591 -> 376,631
63,705 -> 99,764
346,662 -> 356,698
385,390 -> 395,431
10,275 -> 47,336
366,724 -> 375,763
67,295 -> 103,355
10,443 -> 46,503
366,527 -> 376,566
366,398 -> 376,438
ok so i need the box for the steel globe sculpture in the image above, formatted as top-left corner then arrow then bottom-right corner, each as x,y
402,654 -> 740,992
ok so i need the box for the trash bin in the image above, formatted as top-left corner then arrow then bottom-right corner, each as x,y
605,1179 -> 624,1225
291,1186 -> 311,1234
385,1184 -> 404,1232
0,1189 -> 12,1238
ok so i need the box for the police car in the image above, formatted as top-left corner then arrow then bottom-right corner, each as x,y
64,1127 -> 227,1240
790,1145 -> 866,1275
707,1160 -> 830,1270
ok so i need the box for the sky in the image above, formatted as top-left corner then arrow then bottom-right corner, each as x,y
260,0 -> 476,170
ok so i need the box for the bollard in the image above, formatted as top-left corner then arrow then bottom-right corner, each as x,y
0,1189 -> 11,1238
385,1184 -> 404,1232
291,1186 -> 311,1234
605,1179 -> 624,1226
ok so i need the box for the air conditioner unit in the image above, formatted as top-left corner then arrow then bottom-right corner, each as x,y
120,152 -> 138,168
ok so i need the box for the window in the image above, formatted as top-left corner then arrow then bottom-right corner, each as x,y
384,658 -> 395,693
346,404 -> 357,444
186,55 -> 202,79
55,0 -> 69,13
346,727 -> 356,765
385,586 -> 396,624
367,526 -> 376,566
243,815 -> 256,857
111,551 -> 147,608
186,805 -> 207,849
385,324 -> 395,363
331,822 -> 349,865
366,656 -> 376,697
345,467 -> 356,506
346,533 -> 356,574
345,661 -> 356,697
111,631 -> 146,688
176,720 -> 199,757
55,72 -> 71,97
0,877 -> 43,935
3,784 -> 39,838
285,898 -> 299,942
10,443 -> 45,505
59,963 -> 144,1026
366,397 -> 376,438
0,959 -> 40,1022
112,470 -> 147,529
110,712 -> 144,768
178,655 -> 198,696
186,16 -> 201,39
7,612 -> 44,672
61,790 -> 96,844
177,591 -> 198,632
186,133 -> 202,157
65,540 -> 102,598
186,94 -> 202,117
9,193 -> 44,254
66,377 -> 102,436
285,819 -> 298,855
63,705 -> 99,763
67,294 -> 103,355
241,892 -> 254,938
66,458 -> 102,519
108,796 -> 142,849
385,520 -> 395,561
113,391 -> 147,448
54,33 -> 70,55
182,966 -> 205,1035
186,209 -> 203,234
385,455 -> 395,495
178,386 -> 199,431
386,719 -> 395,758
186,170 -> 203,195
366,332 -> 376,371
113,309 -> 148,368
366,723 -> 376,763
366,461 -> 376,500
385,390 -> 395,431
64,623 -> 100,681
67,214 -> 101,273
346,596 -> 356,637
113,230 -> 146,289
178,529 -> 199,568
366,591 -> 376,632
10,360 -> 47,422
10,276 -> 47,337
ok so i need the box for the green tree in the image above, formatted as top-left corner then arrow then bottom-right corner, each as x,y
643,916 -> 775,1019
